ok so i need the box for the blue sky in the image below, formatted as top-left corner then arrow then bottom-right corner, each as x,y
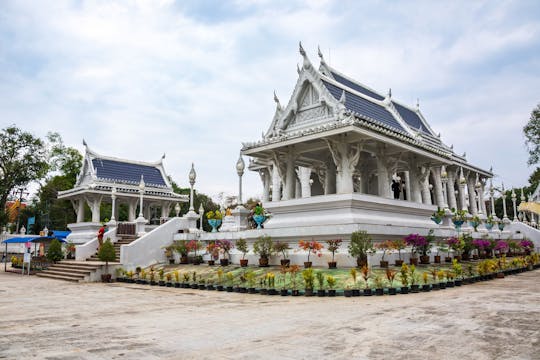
1,0 -> 539,202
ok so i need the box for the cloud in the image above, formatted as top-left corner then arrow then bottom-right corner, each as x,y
0,0 -> 539,204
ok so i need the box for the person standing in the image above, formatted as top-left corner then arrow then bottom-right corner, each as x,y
97,224 -> 106,249
392,180 -> 401,199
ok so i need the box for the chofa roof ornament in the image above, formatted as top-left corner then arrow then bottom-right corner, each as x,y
299,41 -> 312,70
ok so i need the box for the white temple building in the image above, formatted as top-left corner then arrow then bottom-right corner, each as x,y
58,142 -> 188,244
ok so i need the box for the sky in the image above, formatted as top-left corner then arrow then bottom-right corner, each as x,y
1,0 -> 540,202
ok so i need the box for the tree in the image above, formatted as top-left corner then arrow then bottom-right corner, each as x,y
46,238 -> 64,263
0,126 -> 50,225
98,238 -> 116,276
523,103 -> 540,165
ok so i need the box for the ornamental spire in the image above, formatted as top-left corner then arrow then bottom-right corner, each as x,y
273,90 -> 282,111
317,45 -> 325,64
339,90 -> 346,104
299,41 -> 312,70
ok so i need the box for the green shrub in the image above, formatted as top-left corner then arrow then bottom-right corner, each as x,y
47,239 -> 64,263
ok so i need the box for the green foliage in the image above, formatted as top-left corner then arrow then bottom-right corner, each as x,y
0,126 -> 50,225
302,268 -> 314,289
46,238 -> 64,263
253,235 -> 273,259
326,275 -> 336,289
523,103 -> 540,165
273,241 -> 290,259
316,271 -> 325,289
97,239 -> 116,267
235,238 -> 248,258
348,230 -> 373,260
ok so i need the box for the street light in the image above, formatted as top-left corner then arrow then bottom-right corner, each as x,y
199,203 -> 204,231
236,154 -> 245,207
188,163 -> 196,212
138,175 -> 145,218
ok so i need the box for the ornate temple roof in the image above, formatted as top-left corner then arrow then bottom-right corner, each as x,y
91,158 -> 167,187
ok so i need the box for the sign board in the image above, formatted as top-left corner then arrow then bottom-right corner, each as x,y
23,252 -> 31,263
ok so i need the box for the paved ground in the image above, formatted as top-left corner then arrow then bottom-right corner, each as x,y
0,268 -> 539,360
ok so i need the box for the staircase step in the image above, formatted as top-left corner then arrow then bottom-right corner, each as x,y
46,266 -> 93,274
36,273 -> 81,282
39,269 -> 86,278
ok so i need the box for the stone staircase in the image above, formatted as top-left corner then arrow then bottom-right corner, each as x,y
36,261 -> 105,282
87,235 -> 138,262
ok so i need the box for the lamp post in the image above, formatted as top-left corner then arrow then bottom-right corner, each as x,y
501,183 -> 508,221
189,163 -> 196,212
475,177 -> 483,216
511,189 -> 517,222
489,179 -> 496,218
441,166 -> 448,209
199,203 -> 204,231
138,175 -> 145,218
236,154 -> 245,208
520,188 -> 526,222
109,187 -> 117,225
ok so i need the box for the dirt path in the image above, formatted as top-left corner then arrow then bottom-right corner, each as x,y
0,270 -> 539,359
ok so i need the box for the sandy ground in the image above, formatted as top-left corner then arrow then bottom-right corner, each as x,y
0,269 -> 539,360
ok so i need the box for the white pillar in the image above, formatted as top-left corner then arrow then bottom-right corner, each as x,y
511,189 -> 518,222
91,197 -> 101,223
271,163 -> 281,201
432,166 -> 445,208
410,168 -> 422,203
446,171 -> 457,210
298,166 -> 312,198
421,174 -> 431,205
404,171 -> 411,201
76,199 -> 85,222
128,199 -> 137,222
377,156 -> 391,198
282,152 -> 296,200
109,187 -> 117,225
260,168 -> 271,202
467,175 -> 478,215
324,160 -> 336,195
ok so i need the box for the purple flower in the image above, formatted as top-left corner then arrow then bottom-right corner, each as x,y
520,240 -> 534,249
472,239 -> 490,249
447,237 -> 459,246
494,240 -> 509,251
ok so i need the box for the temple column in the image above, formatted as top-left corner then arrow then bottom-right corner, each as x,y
128,199 -> 137,221
432,166 -> 445,208
76,198 -> 85,222
298,166 -> 312,198
325,138 -> 361,194
90,196 -> 102,223
271,163 -> 282,201
446,169 -> 457,210
404,171 -> 411,201
467,174 -> 478,215
422,176 -> 431,205
295,178 -> 301,199
479,180 -> 487,214
409,166 -> 423,203
282,151 -> 296,200
458,170 -> 468,212
259,168 -> 271,202
324,160 -> 336,194
376,148 -> 391,198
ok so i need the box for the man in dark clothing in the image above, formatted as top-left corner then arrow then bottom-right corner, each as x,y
392,180 -> 401,199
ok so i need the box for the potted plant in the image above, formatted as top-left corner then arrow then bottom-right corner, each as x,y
434,240 -> 447,263
520,239 -> 534,255
252,204 -> 267,229
163,244 -> 175,264
404,233 -> 427,265
206,210 -> 223,232
421,272 -> 430,291
494,240 -> 509,257
446,236 -> 459,262
149,267 -> 157,286
326,275 -> 337,297
206,241 -> 218,265
266,272 -> 277,295
298,239 -> 323,268
391,238 -> 406,266
138,268 -> 147,285
47,238 -> 64,264
348,230 -> 373,268
245,270 -> 257,293
437,270 -> 446,289
461,234 -> 474,260
182,272 -> 190,288
374,240 -> 393,268
469,215 -> 481,232
289,265 -> 301,296
399,263 -> 410,294
225,272 -> 234,291
360,264 -> 371,296
409,265 -> 420,292
173,270 -> 180,287
431,207 -> 445,225
65,241 -> 76,259
373,275 -> 385,296
165,272 -> 173,287
485,215 -> 495,231
349,268 -> 360,296
187,240 -> 203,264
386,268 -> 397,295
158,268 -> 165,286
279,266 -> 289,296
236,238 -> 249,267
97,238 -> 116,282
216,239 -> 233,266
325,239 -> 342,269
273,241 -> 291,266
302,268 -> 315,296
253,235 -> 273,267
452,259 -> 463,286
216,268 -> 224,290
316,271 -> 325,297
174,240 -> 189,264
451,208 -> 468,229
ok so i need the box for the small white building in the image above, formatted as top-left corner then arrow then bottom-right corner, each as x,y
58,142 -> 188,244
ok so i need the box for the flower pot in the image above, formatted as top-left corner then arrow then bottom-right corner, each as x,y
226,286 -> 234,292
375,288 -> 384,296
198,284 -> 206,290
180,256 -> 188,264
220,259 -> 229,266
363,288 -> 372,296
248,287 -> 257,294
207,285 -> 215,290
166,282 -> 172,287
317,289 -> 326,297
379,260 -> 389,268
431,216 -> 442,225
259,257 -> 269,267
304,289 -> 314,297
280,259 -> 291,267
410,284 -> 420,293
352,289 -> 361,297
291,289 -> 300,296
394,259 -> 404,267
400,286 -> 409,294
240,259 -> 249,267
304,261 -> 312,268
328,289 -> 336,297
208,219 -> 221,232
453,255 -> 461,262
253,214 -> 266,229
439,282 -> 446,289
150,281 -> 157,286
434,255 -> 441,264
217,285 -> 224,291
174,283 -> 181,288
431,283 -> 440,290
388,287 -> 397,295
344,289 -> 352,297
496,272 -> 505,279
190,284 -> 198,289
446,281 -> 454,288
280,289 -> 289,296
444,257 -> 452,263
421,284 -> 431,292
207,260 -> 215,266
357,257 -> 368,268
101,274 -> 112,283
472,254 -> 479,260
327,261 -> 337,269
420,255 -> 430,264
238,287 -> 247,293
410,258 -> 418,266
454,280 -> 462,286
259,288 -> 268,295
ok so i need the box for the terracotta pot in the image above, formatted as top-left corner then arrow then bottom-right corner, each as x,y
410,257 -> 418,266
280,259 -> 290,267
357,257 -> 368,268
259,257 -> 269,267
207,260 -> 215,266
394,259 -> 404,267
240,259 -> 249,267
420,255 -> 430,264
434,255 -> 441,264
304,261 -> 312,268
327,261 -> 337,269
180,256 -> 188,264
379,260 -> 389,268
453,255 -> 462,262
220,259 -> 229,266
